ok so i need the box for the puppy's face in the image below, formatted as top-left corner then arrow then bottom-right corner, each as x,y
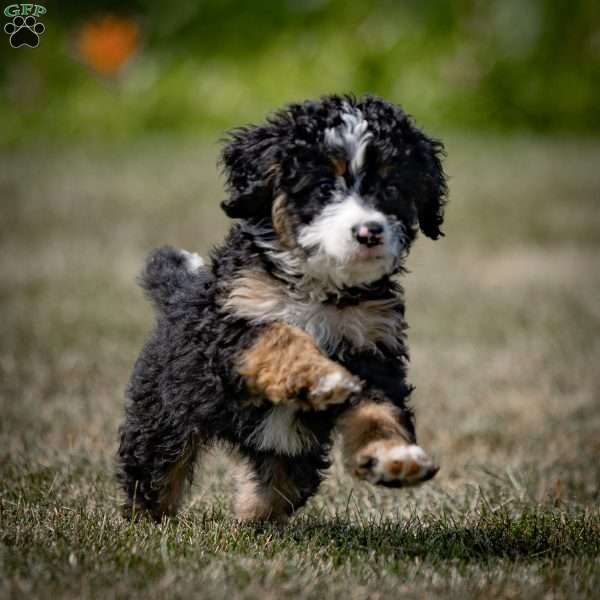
276,111 -> 415,287
221,96 -> 447,288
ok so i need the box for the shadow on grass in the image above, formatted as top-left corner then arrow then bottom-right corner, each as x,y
2,460 -> 599,577
239,508 -> 600,564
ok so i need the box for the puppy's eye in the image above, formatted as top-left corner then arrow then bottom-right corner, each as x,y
319,181 -> 335,194
384,184 -> 398,197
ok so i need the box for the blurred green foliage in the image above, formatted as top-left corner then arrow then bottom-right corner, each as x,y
0,0 -> 598,144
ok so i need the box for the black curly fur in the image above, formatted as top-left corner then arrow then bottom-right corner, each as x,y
117,94 -> 447,521
221,94 -> 447,239
140,246 -> 212,314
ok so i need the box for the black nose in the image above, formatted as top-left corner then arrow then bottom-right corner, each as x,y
352,221 -> 385,247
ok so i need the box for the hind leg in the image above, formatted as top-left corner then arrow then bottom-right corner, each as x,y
234,452 -> 328,523
117,403 -> 201,521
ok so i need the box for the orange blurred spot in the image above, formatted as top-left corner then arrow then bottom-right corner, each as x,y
77,16 -> 140,76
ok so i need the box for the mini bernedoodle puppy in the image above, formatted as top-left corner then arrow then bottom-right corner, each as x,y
117,94 -> 448,523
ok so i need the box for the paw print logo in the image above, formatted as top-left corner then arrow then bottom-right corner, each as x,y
4,15 -> 45,48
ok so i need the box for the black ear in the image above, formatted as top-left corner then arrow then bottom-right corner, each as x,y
415,135 -> 448,240
220,125 -> 280,219
357,94 -> 447,240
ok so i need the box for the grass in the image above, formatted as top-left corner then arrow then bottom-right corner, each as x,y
1,135 -> 599,599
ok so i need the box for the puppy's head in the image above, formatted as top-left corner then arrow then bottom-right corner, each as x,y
221,95 -> 447,288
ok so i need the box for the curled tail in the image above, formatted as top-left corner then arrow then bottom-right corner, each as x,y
140,246 -> 209,313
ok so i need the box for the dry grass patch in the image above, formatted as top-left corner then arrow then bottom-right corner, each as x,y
1,136 -> 599,598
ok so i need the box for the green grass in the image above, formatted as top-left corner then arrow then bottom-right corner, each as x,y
1,136 -> 599,598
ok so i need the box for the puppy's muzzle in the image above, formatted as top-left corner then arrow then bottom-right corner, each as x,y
352,221 -> 384,247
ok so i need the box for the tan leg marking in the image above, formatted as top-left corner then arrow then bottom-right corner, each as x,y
238,322 -> 361,410
332,158 -> 347,177
339,401 -> 439,488
234,460 -> 301,523
156,444 -> 196,517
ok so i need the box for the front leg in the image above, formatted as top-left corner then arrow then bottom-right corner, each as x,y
337,346 -> 439,488
237,322 -> 361,410
339,398 -> 439,487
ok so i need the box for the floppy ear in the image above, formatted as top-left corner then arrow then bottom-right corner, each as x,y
415,135 -> 448,240
357,95 -> 447,240
220,125 -> 280,219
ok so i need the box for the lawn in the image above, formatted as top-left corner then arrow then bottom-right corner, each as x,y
1,136 -> 599,599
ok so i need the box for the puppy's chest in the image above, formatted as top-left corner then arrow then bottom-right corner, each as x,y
225,272 -> 406,456
278,300 -> 402,356
224,271 -> 405,355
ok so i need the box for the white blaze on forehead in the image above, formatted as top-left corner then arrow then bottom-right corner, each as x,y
324,108 -> 372,175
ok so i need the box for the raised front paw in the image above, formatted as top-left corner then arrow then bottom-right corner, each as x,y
354,440 -> 439,487
306,368 -> 362,410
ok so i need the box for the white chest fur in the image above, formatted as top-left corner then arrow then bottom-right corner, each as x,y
245,405 -> 318,456
225,269 -> 405,456
224,270 -> 404,356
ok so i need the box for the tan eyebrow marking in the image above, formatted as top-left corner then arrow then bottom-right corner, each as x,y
271,194 -> 297,249
332,158 -> 347,177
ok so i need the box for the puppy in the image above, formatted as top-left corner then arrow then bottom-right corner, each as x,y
117,94 -> 447,522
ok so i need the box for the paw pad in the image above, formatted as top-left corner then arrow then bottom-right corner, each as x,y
354,441 -> 439,488
4,15 -> 45,48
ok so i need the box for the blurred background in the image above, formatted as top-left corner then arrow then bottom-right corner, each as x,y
1,2 -> 599,597
1,0 -> 599,143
